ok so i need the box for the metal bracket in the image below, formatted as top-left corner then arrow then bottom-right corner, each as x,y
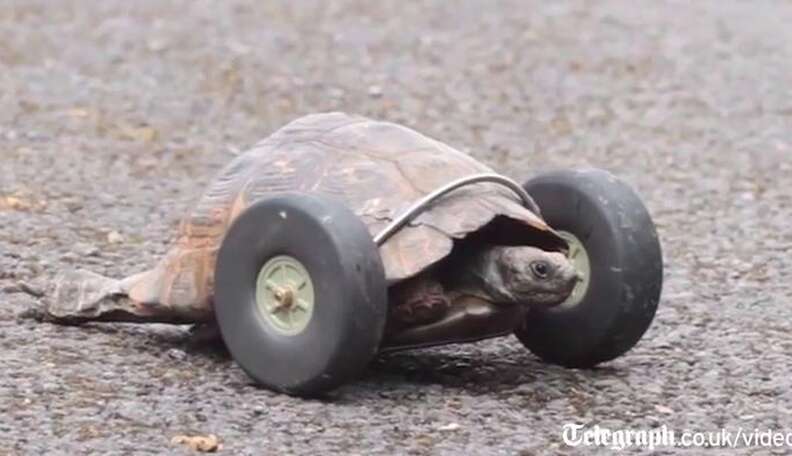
373,173 -> 540,246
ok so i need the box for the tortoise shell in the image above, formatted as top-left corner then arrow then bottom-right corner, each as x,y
132,113 -> 563,311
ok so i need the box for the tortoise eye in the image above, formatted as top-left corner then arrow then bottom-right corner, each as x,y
530,261 -> 550,279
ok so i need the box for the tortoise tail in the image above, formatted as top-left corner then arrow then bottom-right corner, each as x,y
34,269 -> 192,325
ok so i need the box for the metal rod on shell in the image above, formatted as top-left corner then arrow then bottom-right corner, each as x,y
373,173 -> 541,246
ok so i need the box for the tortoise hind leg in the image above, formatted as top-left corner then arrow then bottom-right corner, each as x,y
42,269 -> 196,325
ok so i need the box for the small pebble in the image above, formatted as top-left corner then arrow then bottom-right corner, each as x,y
437,423 -> 461,432
167,349 -> 187,361
107,230 -> 124,244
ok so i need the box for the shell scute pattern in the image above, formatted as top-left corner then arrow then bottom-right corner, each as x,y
168,113 -> 555,304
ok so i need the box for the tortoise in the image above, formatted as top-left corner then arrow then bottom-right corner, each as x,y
37,112 -> 663,396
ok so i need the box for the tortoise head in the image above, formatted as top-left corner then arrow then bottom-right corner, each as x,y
485,246 -> 580,307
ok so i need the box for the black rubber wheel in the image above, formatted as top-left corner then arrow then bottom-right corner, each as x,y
515,168 -> 663,368
214,193 -> 387,396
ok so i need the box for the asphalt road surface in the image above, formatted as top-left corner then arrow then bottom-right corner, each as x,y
1,1 -> 791,454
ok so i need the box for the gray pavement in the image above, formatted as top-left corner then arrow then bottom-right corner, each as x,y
1,1 -> 791,454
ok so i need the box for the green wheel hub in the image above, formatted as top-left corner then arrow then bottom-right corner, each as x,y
255,255 -> 315,335
558,231 -> 591,309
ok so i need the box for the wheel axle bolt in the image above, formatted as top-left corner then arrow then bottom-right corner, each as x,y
275,288 -> 294,308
